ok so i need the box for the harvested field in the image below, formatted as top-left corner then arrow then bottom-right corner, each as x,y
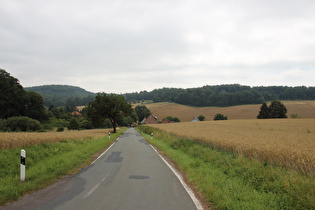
148,119 -> 315,176
145,100 -> 315,122
0,129 -> 111,150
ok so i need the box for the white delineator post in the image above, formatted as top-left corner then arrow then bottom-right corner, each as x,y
20,149 -> 26,181
151,133 -> 153,139
108,132 -> 111,139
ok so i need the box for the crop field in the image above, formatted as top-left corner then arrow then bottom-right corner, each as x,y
148,119 -> 315,177
0,129 -> 111,150
145,100 -> 315,122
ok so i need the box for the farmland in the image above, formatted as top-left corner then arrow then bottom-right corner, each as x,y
144,100 -> 315,122
148,119 -> 315,177
140,118 -> 315,209
0,129 -> 111,150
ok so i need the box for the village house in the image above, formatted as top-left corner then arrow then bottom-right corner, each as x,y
161,118 -> 174,124
142,113 -> 158,124
192,117 -> 199,122
71,111 -> 82,118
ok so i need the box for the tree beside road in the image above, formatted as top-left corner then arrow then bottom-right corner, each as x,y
87,93 -> 133,133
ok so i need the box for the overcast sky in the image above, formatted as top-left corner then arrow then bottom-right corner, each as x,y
1,0 -> 314,93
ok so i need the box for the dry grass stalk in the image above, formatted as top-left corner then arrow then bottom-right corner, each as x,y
148,119 -> 315,177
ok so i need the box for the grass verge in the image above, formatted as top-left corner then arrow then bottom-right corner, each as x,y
0,128 -> 125,206
138,126 -> 315,209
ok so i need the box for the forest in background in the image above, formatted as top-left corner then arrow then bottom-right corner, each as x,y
124,85 -> 315,107
25,84 -> 315,108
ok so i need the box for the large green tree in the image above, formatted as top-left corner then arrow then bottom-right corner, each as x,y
134,105 -> 151,121
87,93 -> 133,133
23,91 -> 47,121
0,69 -> 25,118
257,102 -> 269,119
268,100 -> 287,118
0,69 -> 47,120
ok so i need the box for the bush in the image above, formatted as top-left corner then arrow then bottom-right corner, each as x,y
56,127 -> 64,132
68,117 -> 80,130
165,116 -> 180,122
214,113 -> 228,120
198,115 -> 205,121
2,116 -> 42,132
80,119 -> 94,129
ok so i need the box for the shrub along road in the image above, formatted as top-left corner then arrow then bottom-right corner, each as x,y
2,128 -> 200,210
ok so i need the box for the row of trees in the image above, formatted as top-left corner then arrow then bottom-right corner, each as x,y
124,85 -> 315,107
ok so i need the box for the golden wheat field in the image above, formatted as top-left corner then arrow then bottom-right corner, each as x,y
148,119 -> 315,177
144,100 -> 315,122
0,129 -> 111,150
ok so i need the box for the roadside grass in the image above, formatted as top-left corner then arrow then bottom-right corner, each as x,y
0,129 -> 112,150
138,126 -> 315,209
0,129 -> 125,206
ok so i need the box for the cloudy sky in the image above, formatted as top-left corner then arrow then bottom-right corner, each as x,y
1,0 -> 314,93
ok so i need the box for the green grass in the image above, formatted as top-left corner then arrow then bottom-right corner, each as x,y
138,126 -> 315,209
0,129 -> 125,206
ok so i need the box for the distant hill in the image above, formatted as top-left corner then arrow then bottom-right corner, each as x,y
25,85 -> 96,107
144,101 -> 315,122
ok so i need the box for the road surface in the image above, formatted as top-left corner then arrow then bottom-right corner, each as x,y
3,128 -> 201,210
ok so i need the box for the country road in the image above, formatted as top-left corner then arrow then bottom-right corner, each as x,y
2,128 -> 202,210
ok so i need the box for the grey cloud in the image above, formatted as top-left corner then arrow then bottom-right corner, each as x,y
1,0 -> 315,93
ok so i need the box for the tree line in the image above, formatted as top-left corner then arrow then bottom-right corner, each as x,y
124,84 -> 315,107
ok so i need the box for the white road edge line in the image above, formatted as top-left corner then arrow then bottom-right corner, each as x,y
91,137 -> 120,165
149,144 -> 204,210
83,172 -> 111,198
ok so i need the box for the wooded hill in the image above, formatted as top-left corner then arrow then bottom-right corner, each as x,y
25,84 -> 315,108
124,84 -> 315,107
25,85 -> 96,107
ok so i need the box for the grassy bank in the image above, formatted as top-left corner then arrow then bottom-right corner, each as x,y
0,129 -> 125,206
138,126 -> 315,209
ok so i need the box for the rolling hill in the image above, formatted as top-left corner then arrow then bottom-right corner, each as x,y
143,101 -> 315,122
25,85 -> 96,107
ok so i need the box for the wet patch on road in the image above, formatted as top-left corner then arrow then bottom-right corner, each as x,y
129,175 -> 150,180
138,139 -> 149,145
105,151 -> 123,162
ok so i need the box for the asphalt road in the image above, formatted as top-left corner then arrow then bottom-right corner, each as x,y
3,128 -> 201,210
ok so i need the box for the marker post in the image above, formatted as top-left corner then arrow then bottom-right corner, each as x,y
108,132 -> 111,139
20,149 -> 26,181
